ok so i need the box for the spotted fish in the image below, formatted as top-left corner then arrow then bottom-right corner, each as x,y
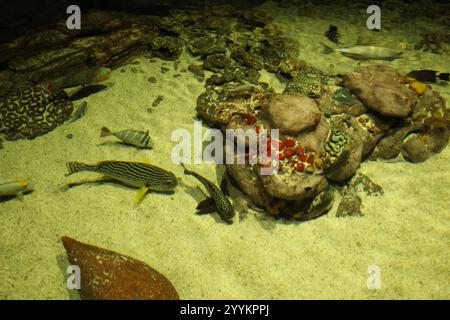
100,127 -> 153,149
181,163 -> 234,224
65,160 -> 177,203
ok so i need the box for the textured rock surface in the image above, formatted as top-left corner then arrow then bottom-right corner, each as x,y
341,65 -> 417,117
261,171 -> 328,201
262,95 -> 322,134
61,236 -> 180,300
401,128 -> 450,163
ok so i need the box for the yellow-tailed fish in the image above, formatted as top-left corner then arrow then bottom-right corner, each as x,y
65,160 -> 177,203
100,127 -> 153,149
180,163 -> 234,224
0,179 -> 33,200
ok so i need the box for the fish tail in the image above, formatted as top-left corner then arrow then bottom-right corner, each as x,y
438,73 -> 450,81
100,126 -> 112,137
65,161 -> 95,176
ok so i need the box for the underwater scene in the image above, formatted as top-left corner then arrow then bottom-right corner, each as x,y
0,0 -> 449,300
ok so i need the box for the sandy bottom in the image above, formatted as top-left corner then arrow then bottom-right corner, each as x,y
0,2 -> 449,299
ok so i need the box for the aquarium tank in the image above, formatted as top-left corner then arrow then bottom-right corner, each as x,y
0,0 -> 449,302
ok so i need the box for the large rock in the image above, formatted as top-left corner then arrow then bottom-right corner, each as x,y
61,236 -> 180,300
401,128 -> 449,162
262,95 -> 322,135
341,65 -> 417,117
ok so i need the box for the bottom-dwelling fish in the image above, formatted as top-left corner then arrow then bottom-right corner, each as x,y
65,160 -> 177,203
0,179 -> 33,200
100,127 -> 154,149
180,163 -> 235,224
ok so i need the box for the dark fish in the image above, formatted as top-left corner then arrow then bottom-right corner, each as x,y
181,163 -> 235,224
325,25 -> 339,44
407,70 -> 450,83
69,85 -> 108,101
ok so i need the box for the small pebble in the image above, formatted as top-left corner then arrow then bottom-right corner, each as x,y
152,95 -> 164,107
174,61 -> 180,70
148,76 -> 157,83
131,67 -> 138,73
120,69 -> 125,73
173,74 -> 181,78
66,134 -> 73,139
161,67 -> 170,73
149,59 -> 157,63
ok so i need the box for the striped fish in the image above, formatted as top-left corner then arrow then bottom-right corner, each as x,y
65,160 -> 177,203
181,163 -> 234,224
100,127 -> 153,149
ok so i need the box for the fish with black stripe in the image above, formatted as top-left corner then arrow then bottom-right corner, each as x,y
100,127 -> 153,149
65,160 -> 177,203
180,163 -> 234,224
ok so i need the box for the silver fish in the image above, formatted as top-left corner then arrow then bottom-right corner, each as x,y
324,44 -> 403,60
100,127 -> 153,149
67,101 -> 88,123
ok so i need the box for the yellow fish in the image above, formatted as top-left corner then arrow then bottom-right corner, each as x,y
0,179 -> 33,200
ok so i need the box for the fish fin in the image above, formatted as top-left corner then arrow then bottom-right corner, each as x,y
196,198 -> 216,214
135,186 -> 149,204
220,176 -> 229,196
100,127 -> 112,137
141,158 -> 153,165
438,73 -> 450,81
322,43 -> 335,54
197,197 -> 215,210
179,162 -> 188,174
16,192 -> 24,201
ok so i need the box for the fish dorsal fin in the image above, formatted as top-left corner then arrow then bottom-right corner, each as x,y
16,191 -> 24,201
